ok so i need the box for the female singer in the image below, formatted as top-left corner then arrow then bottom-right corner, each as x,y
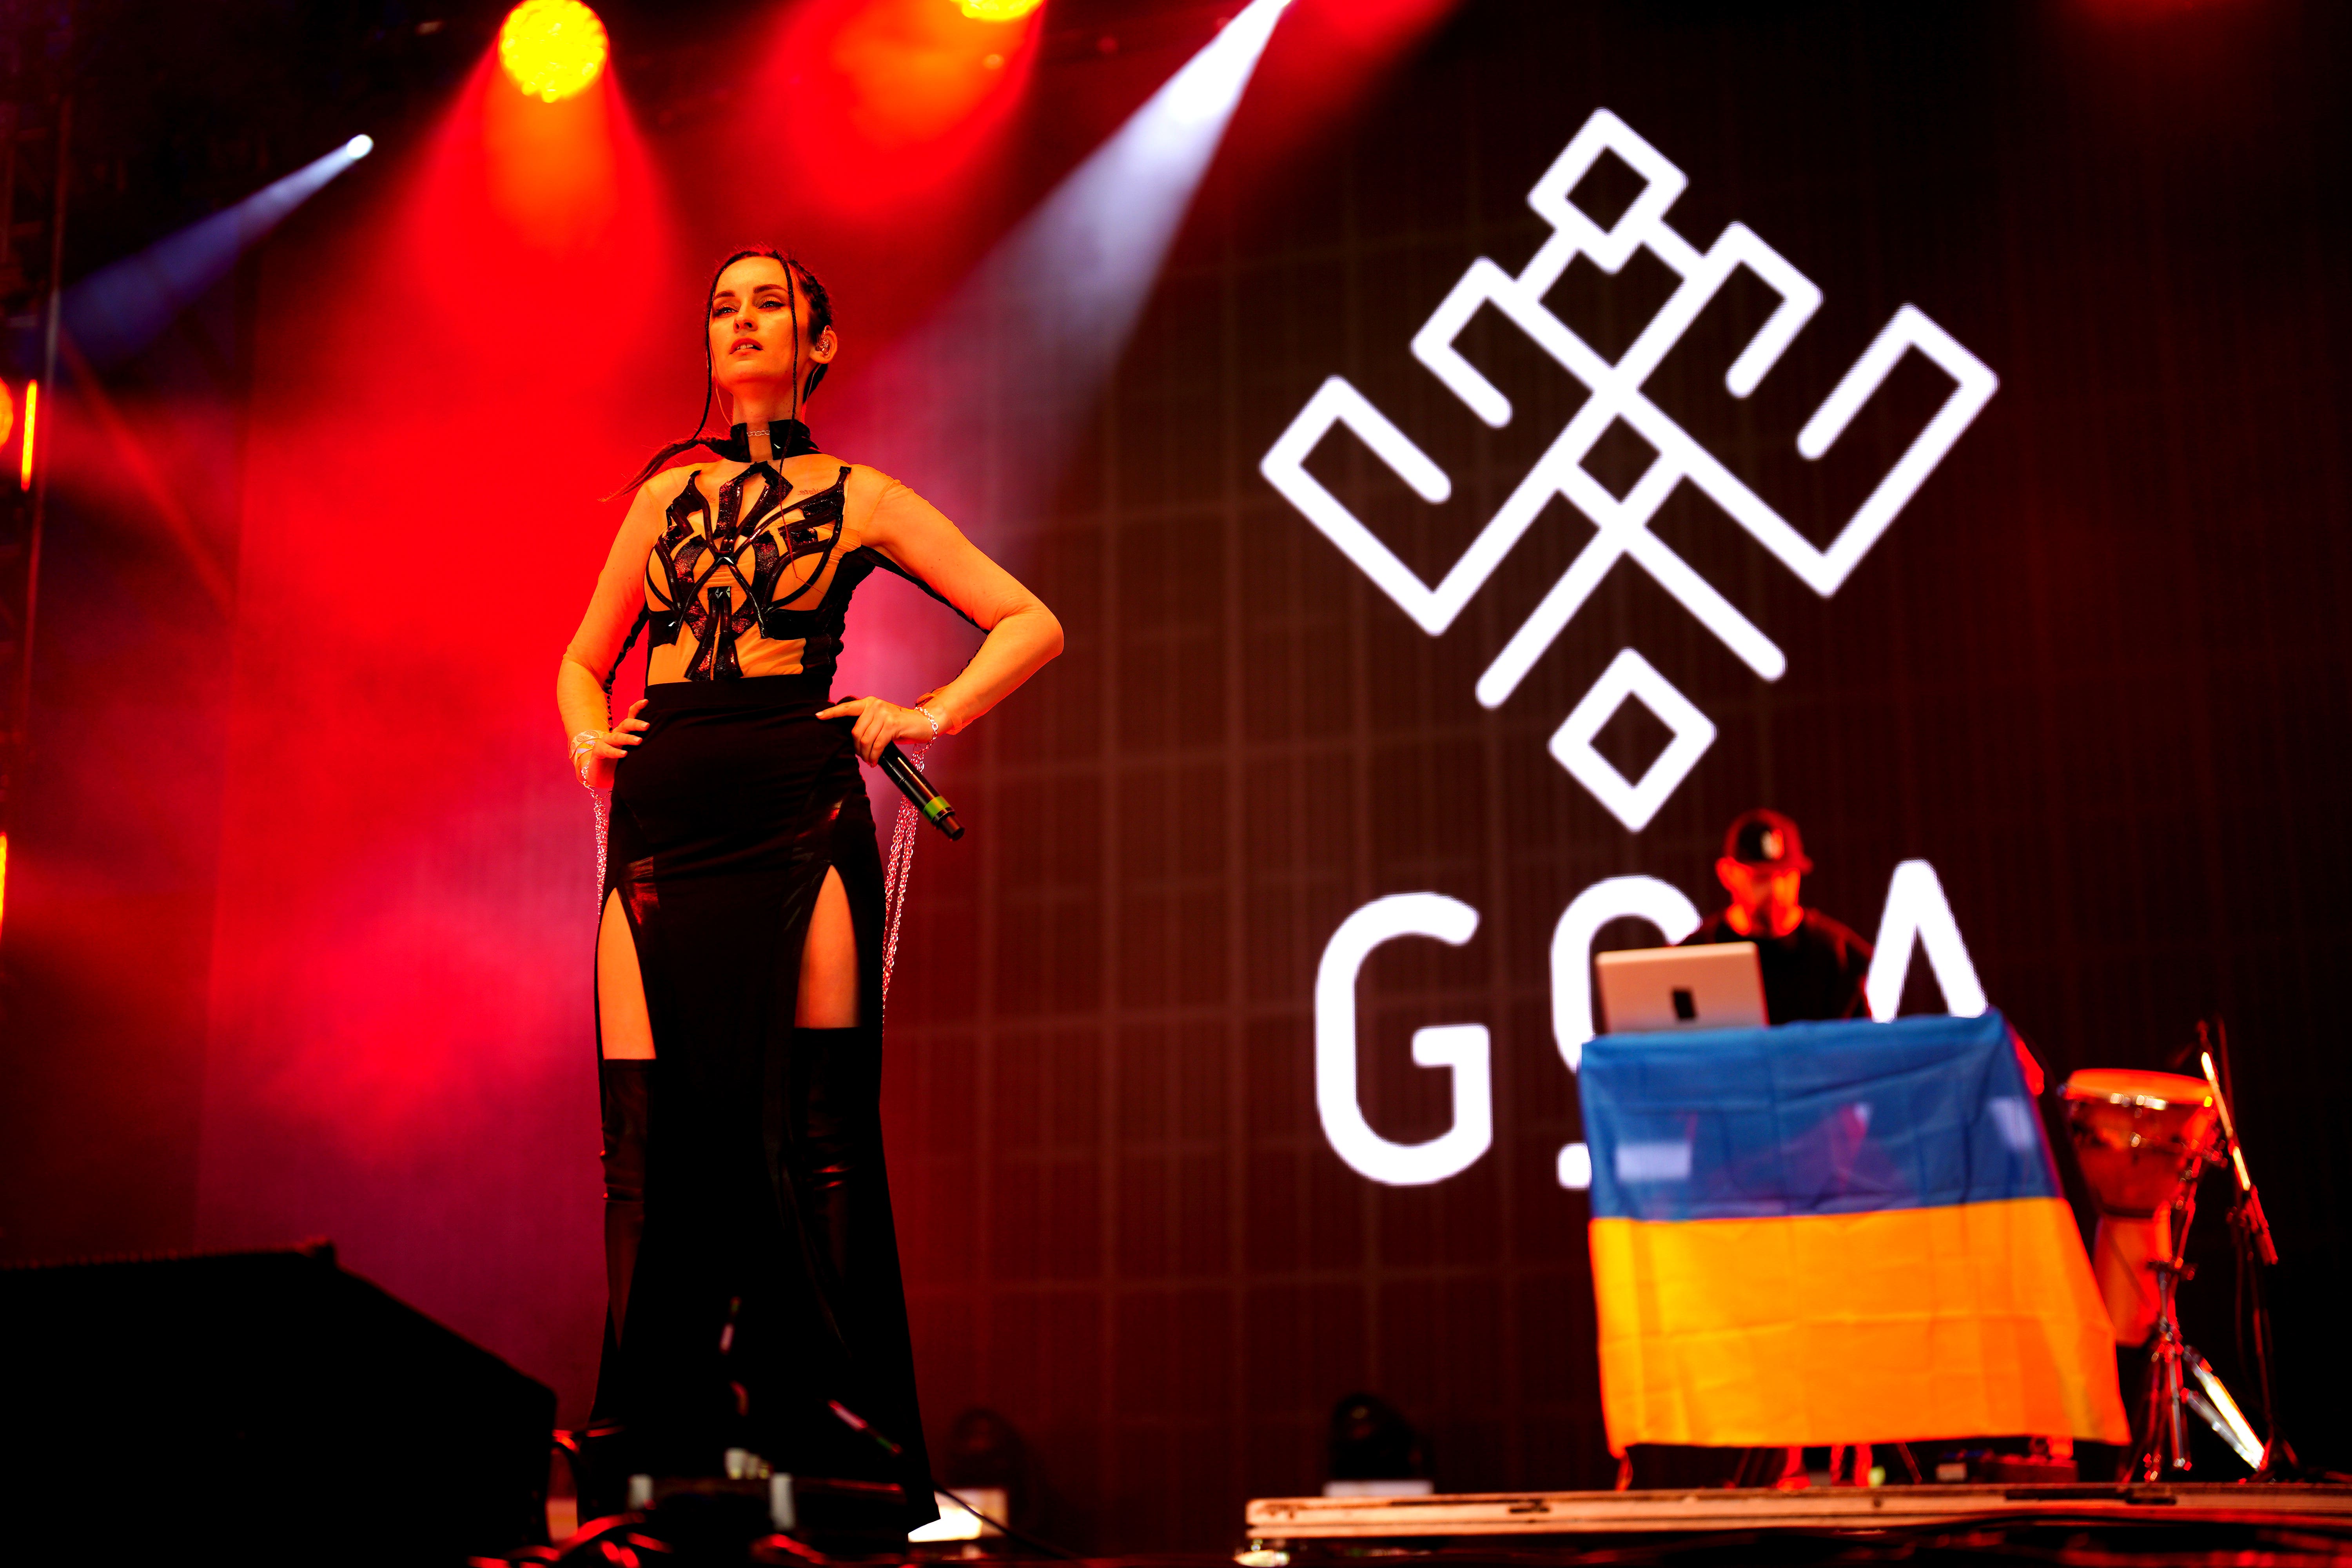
557,248 -> 1062,1519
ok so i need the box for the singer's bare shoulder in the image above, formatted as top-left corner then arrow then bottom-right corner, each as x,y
842,466 -> 971,553
840,462 -> 898,521
841,466 -> 1054,641
644,464 -> 703,504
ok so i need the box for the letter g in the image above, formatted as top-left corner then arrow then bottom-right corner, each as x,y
1314,894 -> 1492,1186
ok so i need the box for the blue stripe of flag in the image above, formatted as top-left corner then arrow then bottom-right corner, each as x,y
1579,1010 -> 2059,1223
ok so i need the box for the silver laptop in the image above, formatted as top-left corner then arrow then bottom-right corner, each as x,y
1594,942 -> 1768,1033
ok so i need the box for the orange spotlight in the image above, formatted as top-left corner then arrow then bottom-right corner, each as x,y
958,0 -> 1045,18
0,380 -> 13,449
499,0 -> 609,103
18,379 -> 34,490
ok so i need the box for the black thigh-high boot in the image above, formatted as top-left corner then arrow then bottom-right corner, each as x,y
583,1058 -> 652,1522
791,1027 -> 871,1283
601,1059 -> 653,1342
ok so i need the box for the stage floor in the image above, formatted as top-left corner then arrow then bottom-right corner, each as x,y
531,1481 -> 2352,1564
1234,1482 -> 2352,1566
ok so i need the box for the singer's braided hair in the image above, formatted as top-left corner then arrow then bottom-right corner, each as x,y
613,247 -> 835,497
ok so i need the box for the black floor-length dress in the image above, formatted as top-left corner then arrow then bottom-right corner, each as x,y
588,451 -> 939,1525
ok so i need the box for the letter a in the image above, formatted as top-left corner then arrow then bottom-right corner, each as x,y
1864,859 -> 1989,1021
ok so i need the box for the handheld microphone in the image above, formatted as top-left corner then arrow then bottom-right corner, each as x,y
829,702 -> 966,839
879,741 -> 964,840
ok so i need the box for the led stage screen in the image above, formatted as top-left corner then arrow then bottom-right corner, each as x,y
876,2 -> 2352,1546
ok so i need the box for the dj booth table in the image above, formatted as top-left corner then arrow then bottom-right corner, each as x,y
1574,1010 -> 2128,1453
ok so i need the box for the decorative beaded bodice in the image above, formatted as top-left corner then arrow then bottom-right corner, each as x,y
644,463 -> 874,682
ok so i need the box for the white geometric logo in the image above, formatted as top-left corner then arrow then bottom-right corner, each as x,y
1547,649 -> 1715,833
1261,108 -> 1998,830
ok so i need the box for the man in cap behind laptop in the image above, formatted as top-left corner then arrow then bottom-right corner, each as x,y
1681,808 -> 1873,1024
1684,814 -> 1920,1494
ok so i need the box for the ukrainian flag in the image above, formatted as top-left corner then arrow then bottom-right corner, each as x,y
1581,1010 -> 2128,1453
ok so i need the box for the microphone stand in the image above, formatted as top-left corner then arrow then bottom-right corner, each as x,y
2198,1022 -> 2298,1479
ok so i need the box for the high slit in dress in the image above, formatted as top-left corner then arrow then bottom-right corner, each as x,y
589,451 -> 943,1524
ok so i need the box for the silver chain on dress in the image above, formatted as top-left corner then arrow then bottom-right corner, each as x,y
591,784 -> 612,906
879,742 -> 926,1012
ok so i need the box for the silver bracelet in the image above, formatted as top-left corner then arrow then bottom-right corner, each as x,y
915,704 -> 944,742
570,729 -> 602,787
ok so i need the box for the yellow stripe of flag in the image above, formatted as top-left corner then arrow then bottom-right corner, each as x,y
1591,1197 -> 2129,1452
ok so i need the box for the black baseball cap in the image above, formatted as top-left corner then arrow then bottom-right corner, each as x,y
1724,808 -> 1811,872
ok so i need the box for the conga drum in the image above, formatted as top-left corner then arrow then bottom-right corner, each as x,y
2060,1070 -> 2218,1346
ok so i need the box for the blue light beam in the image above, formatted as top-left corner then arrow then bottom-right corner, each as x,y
64,135 -> 374,371
834,0 -> 1292,526
977,0 -> 1292,376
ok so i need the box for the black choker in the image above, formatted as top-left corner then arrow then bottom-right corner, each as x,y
707,419 -> 819,463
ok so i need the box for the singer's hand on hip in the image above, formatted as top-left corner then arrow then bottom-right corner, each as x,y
581,698 -> 650,789
816,695 -> 932,765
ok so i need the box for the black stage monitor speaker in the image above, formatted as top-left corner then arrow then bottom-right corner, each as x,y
0,1241 -> 554,1564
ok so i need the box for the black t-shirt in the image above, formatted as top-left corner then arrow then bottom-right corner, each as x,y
1681,908 -> 1874,1025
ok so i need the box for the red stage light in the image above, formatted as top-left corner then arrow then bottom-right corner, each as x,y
750,0 -> 1043,221
958,0 -> 1044,18
498,0 -> 609,103
18,379 -> 34,490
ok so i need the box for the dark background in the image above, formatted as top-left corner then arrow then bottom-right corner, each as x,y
889,0 -> 2352,1543
4,0 -> 2348,1553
